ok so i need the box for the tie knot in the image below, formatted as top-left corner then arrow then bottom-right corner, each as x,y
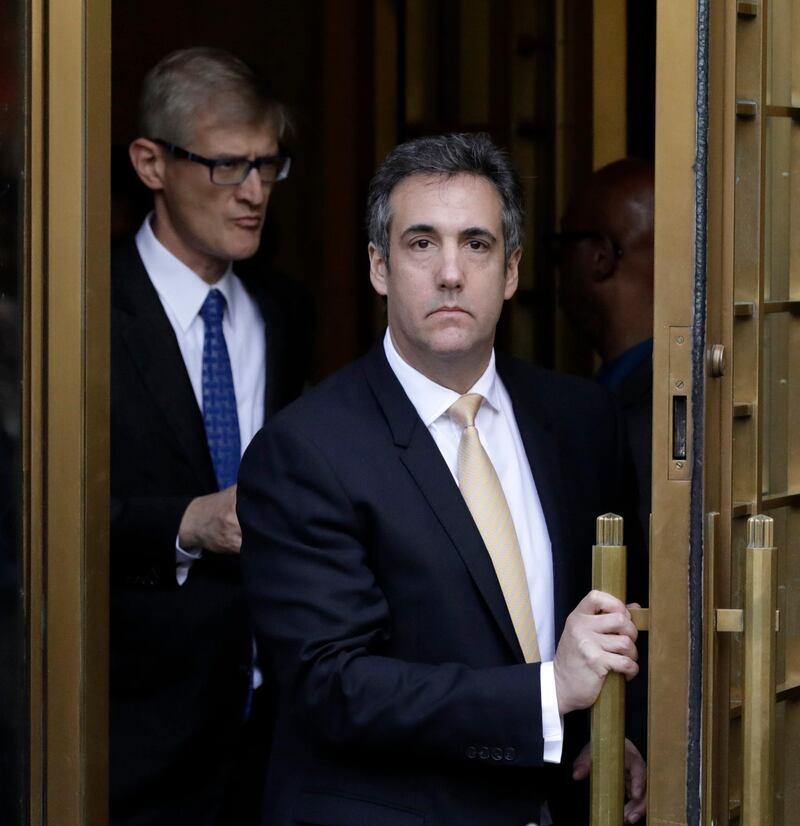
448,393 -> 484,429
200,288 -> 227,326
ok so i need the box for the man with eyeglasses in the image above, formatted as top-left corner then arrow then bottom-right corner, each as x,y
111,47 -> 309,826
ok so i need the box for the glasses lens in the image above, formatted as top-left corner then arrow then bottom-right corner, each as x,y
209,156 -> 291,186
258,156 -> 291,184
211,159 -> 251,185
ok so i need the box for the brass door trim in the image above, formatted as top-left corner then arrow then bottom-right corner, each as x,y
650,2 -> 703,822
26,0 -> 111,821
763,299 -> 800,314
730,683 -> 800,720
26,0 -> 45,821
733,492 -> 800,516
592,0 -> 626,168
736,1 -> 759,16
764,104 -> 800,119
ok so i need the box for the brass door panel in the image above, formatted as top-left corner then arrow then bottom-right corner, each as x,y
652,0 -> 800,823
590,5 -> 799,810
26,0 -> 110,822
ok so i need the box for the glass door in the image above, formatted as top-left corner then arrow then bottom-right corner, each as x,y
649,1 -> 800,823
702,1 -> 800,823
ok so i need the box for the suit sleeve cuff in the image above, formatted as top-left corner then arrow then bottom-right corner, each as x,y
540,661 -> 564,763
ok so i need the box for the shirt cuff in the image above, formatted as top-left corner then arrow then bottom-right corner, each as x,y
540,661 -> 564,763
175,537 -> 202,586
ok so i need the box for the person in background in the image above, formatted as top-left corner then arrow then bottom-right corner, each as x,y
557,158 -> 654,544
111,47 -> 310,825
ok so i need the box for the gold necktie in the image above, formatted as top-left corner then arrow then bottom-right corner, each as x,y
448,393 -> 540,663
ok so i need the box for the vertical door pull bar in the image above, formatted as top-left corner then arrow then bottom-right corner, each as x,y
591,514 -> 626,826
742,514 -> 777,826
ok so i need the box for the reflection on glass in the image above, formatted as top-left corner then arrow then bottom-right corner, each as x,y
761,312 -> 799,498
769,503 -> 799,826
0,0 -> 24,822
767,0 -> 799,107
769,506 -> 799,685
764,117 -> 794,302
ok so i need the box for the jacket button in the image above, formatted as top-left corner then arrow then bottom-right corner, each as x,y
491,747 -> 503,761
504,747 -> 516,761
478,746 -> 489,760
465,746 -> 477,759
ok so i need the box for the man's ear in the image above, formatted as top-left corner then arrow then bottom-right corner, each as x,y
129,138 -> 166,192
368,242 -> 389,297
503,246 -> 522,300
592,236 -> 618,281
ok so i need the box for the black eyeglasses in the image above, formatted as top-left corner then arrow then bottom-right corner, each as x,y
154,139 -> 292,186
546,230 -> 623,259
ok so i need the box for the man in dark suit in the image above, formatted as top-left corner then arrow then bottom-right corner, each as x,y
238,133 -> 646,825
111,48 -> 309,826
556,158 -> 655,542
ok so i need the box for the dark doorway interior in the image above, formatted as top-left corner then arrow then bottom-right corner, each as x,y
112,0 -> 656,380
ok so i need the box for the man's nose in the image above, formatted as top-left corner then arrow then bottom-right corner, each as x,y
236,167 -> 266,204
437,247 -> 464,289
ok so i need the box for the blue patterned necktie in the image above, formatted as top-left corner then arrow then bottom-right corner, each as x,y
200,289 -> 241,489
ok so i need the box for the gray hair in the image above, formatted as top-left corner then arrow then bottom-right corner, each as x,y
366,133 -> 524,267
139,47 -> 288,146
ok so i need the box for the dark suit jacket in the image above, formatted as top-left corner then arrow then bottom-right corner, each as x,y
614,358 -> 653,546
238,343 -> 635,826
110,238 -> 309,826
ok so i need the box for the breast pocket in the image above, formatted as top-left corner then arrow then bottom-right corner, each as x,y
293,790 -> 425,826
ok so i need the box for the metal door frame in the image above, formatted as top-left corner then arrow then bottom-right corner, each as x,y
26,0 -> 110,821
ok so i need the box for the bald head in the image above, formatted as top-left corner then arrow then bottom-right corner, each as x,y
558,158 -> 654,362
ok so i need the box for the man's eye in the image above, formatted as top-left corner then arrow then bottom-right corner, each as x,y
217,160 -> 241,171
412,239 -> 432,249
467,239 -> 488,251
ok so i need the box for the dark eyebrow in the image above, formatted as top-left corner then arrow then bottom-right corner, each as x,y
462,227 -> 497,243
400,223 -> 436,237
399,224 -> 497,242
212,153 -> 277,163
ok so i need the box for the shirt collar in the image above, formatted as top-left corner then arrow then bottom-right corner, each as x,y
135,214 -> 237,332
382,328 -> 501,426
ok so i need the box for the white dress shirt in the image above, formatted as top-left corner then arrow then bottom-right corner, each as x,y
135,215 -> 267,584
383,329 -> 564,763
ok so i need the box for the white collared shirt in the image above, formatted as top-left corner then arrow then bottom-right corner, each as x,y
383,329 -> 564,762
135,215 -> 267,583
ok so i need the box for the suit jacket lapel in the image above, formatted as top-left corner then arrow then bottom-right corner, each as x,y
249,284 -> 277,421
498,357 -> 572,632
113,241 -> 217,490
362,344 -> 525,662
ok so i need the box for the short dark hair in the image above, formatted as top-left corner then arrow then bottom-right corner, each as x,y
139,47 -> 289,146
366,133 -> 524,267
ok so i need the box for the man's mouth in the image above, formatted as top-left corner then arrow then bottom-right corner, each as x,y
430,305 -> 468,316
233,216 -> 262,229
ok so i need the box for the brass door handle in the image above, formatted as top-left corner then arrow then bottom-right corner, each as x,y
591,514 -> 626,826
742,515 -> 777,826
629,607 -> 649,630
